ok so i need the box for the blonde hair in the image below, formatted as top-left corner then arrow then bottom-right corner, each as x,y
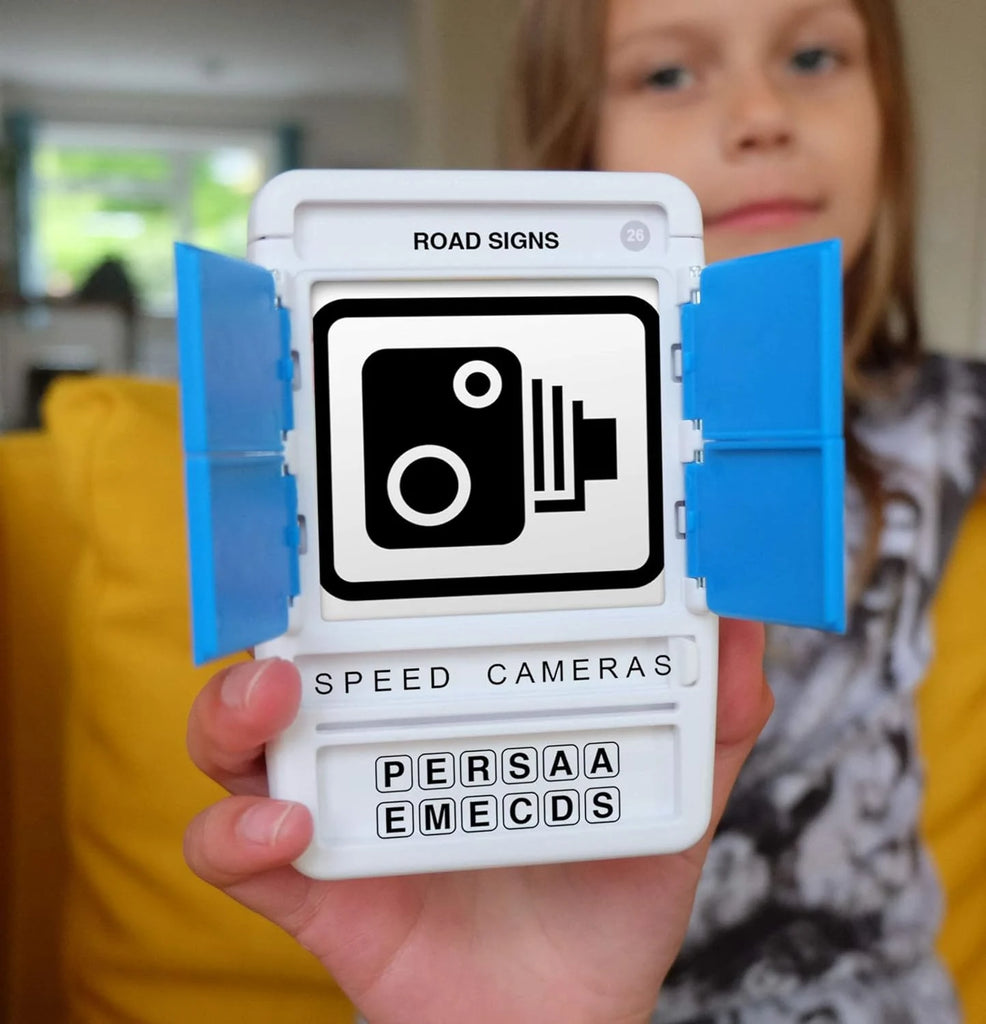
505,0 -> 923,585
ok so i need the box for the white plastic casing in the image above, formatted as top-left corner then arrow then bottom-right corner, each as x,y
251,170 -> 715,879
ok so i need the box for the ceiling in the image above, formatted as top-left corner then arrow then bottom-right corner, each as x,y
0,0 -> 410,98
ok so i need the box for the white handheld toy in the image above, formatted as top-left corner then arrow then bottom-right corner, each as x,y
176,170 -> 844,879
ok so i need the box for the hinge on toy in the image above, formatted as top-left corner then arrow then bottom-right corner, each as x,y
678,420 -> 704,465
283,470 -> 301,598
276,305 -> 295,433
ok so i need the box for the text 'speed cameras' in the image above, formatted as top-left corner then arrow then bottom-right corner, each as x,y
362,346 -> 618,550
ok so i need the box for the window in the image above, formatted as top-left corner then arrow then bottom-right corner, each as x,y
30,123 -> 276,314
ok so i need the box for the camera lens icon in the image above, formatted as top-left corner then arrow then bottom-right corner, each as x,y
363,346 -> 526,550
387,445 -> 472,527
362,343 -> 619,551
453,360 -> 502,409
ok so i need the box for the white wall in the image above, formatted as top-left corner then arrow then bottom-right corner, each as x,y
899,1 -> 986,357
410,0 -> 521,169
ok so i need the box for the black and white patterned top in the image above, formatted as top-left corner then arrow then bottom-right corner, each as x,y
654,355 -> 986,1024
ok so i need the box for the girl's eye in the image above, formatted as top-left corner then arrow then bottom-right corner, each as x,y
790,46 -> 840,74
644,65 -> 694,91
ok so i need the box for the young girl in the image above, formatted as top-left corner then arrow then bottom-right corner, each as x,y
183,1 -> 986,1021
510,0 -> 986,1019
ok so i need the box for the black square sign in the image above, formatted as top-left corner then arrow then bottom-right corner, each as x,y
313,294 -> 662,602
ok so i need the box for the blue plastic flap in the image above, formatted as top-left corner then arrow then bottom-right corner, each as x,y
176,243 -> 292,454
184,455 -> 298,661
685,440 -> 845,630
683,240 -> 842,439
175,243 -> 298,663
683,241 -> 846,631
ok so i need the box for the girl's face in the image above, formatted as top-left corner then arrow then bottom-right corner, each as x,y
596,0 -> 882,267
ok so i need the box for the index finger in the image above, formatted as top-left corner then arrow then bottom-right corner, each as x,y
187,658 -> 302,796
715,617 -> 770,749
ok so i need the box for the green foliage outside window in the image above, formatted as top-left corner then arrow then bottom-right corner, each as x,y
34,140 -> 268,313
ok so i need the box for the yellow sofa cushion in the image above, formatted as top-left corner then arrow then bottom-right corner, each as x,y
27,372 -> 984,1022
919,493 -> 986,1024
44,377 -> 353,1024
0,431 -> 77,1023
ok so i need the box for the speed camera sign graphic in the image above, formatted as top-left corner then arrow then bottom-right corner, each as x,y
313,295 -> 662,601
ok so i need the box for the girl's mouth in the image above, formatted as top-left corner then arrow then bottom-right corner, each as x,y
705,199 -> 824,231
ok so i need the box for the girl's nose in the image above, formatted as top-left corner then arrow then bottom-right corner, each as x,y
722,71 -> 795,156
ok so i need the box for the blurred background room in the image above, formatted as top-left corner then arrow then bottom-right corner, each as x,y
0,0 -> 984,431
0,0 -> 523,429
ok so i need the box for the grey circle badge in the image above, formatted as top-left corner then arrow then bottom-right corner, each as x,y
621,220 -> 651,252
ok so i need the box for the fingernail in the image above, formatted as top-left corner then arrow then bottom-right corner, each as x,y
221,660 -> 273,711
237,801 -> 298,846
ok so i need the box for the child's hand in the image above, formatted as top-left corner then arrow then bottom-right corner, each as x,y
185,619 -> 770,1024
